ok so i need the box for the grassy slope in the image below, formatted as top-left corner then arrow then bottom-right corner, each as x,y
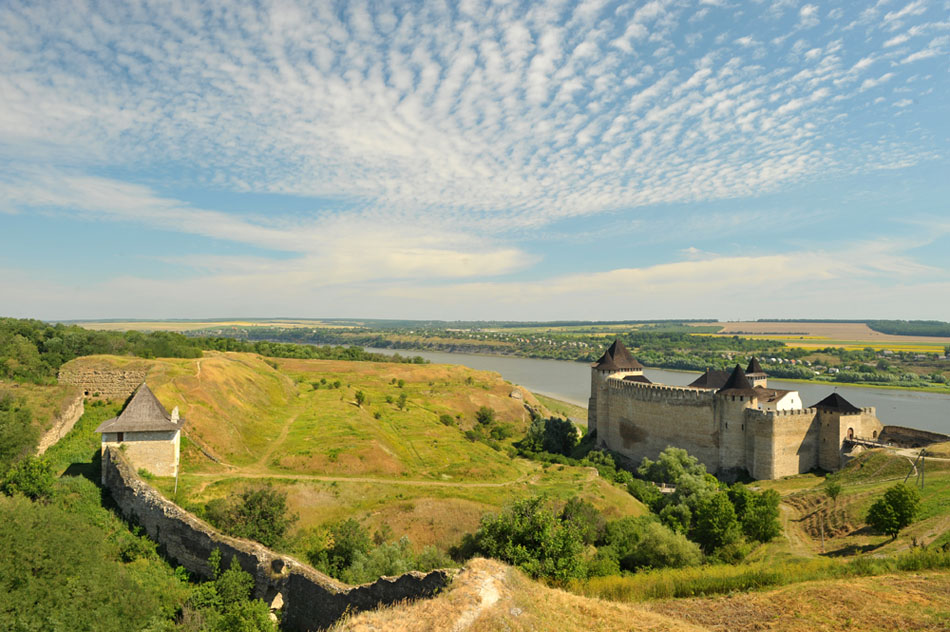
64,352 -> 644,550
0,378 -> 82,440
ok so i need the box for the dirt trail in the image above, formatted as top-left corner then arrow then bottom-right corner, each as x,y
451,565 -> 504,632
188,470 -> 535,488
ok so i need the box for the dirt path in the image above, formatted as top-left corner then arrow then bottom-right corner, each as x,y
451,565 -> 504,632
187,470 -> 536,488
252,407 -> 304,470
779,502 -> 817,557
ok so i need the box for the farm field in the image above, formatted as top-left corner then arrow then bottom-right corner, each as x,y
62,352 -> 643,551
699,321 -> 950,349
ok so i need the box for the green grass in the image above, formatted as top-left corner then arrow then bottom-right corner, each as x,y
534,394 -> 588,423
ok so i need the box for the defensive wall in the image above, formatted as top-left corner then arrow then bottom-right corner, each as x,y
59,367 -> 148,399
35,392 -> 85,455
102,448 -> 450,631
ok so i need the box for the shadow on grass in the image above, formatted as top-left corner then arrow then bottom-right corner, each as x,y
61,449 -> 102,485
823,538 -> 887,558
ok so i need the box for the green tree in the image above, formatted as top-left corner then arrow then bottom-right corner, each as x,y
542,417 -> 579,456
691,491 -> 741,554
560,496 -> 606,545
354,390 -> 366,407
866,483 -> 921,539
397,392 -> 408,410
472,495 -> 585,582
638,446 -> 707,485
475,406 -> 495,425
825,479 -> 843,507
205,486 -> 298,548
307,518 -> 372,578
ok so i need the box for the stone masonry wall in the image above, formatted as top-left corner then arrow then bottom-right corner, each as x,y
102,448 -> 450,631
747,408 -> 820,479
101,431 -> 179,477
59,367 -> 148,399
604,380 -> 720,473
880,425 -> 950,448
36,393 -> 85,455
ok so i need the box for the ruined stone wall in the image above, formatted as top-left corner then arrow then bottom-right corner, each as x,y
880,425 -> 949,448
748,408 -> 819,479
602,380 -> 720,472
35,393 -> 85,455
101,430 -> 179,477
58,367 -> 147,399
102,449 -> 449,631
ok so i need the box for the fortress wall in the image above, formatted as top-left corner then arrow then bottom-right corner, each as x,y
880,425 -> 950,447
101,431 -> 179,478
102,449 -> 450,631
748,408 -> 819,479
58,367 -> 147,400
716,396 -> 752,474
35,392 -> 84,455
604,381 -> 718,472
853,407 -> 884,441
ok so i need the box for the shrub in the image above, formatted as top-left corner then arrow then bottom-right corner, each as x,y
204,485 -> 298,548
475,406 -> 496,425
2,456 -> 55,500
439,414 -> 455,426
560,496 -> 606,546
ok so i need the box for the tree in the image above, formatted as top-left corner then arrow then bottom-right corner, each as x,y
205,486 -> 298,548
472,495 -> 585,582
638,446 -> 707,485
560,496 -> 606,545
691,491 -> 741,554
397,392 -> 408,410
354,390 -> 366,407
866,483 -> 921,539
825,479 -> 842,507
475,406 -> 495,425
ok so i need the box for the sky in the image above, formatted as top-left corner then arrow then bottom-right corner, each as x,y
1,0 -> 948,321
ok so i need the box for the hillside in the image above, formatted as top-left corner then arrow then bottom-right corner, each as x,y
335,557 -> 950,632
62,352 -> 645,550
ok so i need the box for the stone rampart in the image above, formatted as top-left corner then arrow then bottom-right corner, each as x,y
880,425 -> 950,448
36,392 -> 85,455
607,379 -> 715,403
102,448 -> 450,631
59,367 -> 148,399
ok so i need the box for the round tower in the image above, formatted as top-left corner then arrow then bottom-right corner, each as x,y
588,340 -> 645,446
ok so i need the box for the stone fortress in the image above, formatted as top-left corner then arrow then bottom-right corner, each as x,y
589,340 -> 884,480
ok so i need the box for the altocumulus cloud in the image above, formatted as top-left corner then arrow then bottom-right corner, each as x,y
0,0 -> 948,318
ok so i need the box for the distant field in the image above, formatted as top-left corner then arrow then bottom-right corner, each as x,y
699,321 -> 950,346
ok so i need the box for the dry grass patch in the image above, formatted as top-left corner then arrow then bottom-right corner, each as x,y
334,558 -> 702,632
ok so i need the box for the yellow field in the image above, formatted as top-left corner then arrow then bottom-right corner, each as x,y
697,321 -> 950,345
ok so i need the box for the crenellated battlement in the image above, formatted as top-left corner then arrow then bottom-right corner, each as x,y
745,407 -> 817,423
607,378 -> 714,402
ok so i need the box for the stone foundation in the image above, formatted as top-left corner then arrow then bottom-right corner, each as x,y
102,448 -> 450,631
59,368 -> 148,399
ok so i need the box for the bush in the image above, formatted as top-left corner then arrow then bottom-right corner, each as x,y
439,414 -> 455,426
560,496 -> 606,545
471,495 -> 586,582
204,486 -> 298,548
475,406 -> 496,425
2,456 -> 55,500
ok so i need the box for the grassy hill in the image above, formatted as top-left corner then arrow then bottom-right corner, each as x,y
62,352 -> 644,551
336,556 -> 950,632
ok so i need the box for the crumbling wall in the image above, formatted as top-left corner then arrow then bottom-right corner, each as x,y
102,449 -> 450,631
36,392 -> 85,455
58,367 -> 147,399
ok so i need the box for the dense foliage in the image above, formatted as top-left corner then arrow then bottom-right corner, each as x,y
866,320 -> 950,337
0,389 -> 39,470
301,518 -> 450,584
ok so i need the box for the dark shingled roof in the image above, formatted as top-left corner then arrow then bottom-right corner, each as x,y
689,369 -> 731,389
622,374 -> 653,384
95,383 -> 184,434
746,357 -> 765,375
812,392 -> 862,414
593,339 -> 645,371
717,365 -> 755,394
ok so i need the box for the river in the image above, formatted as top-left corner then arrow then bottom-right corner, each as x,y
366,348 -> 950,435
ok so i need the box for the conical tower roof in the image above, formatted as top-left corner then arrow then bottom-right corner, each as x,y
592,339 -> 644,371
689,368 -> 731,389
746,357 -> 765,375
95,383 -> 184,433
717,364 -> 754,393
811,392 -> 861,414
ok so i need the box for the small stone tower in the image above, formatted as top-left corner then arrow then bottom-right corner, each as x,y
745,357 -> 767,388
589,339 -> 645,444
715,364 -> 757,475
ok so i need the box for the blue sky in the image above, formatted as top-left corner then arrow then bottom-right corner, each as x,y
1,0 -> 948,320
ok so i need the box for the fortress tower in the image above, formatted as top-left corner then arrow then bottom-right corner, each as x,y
588,339 -> 647,443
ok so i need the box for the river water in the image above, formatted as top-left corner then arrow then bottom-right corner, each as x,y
365,348 -> 950,434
